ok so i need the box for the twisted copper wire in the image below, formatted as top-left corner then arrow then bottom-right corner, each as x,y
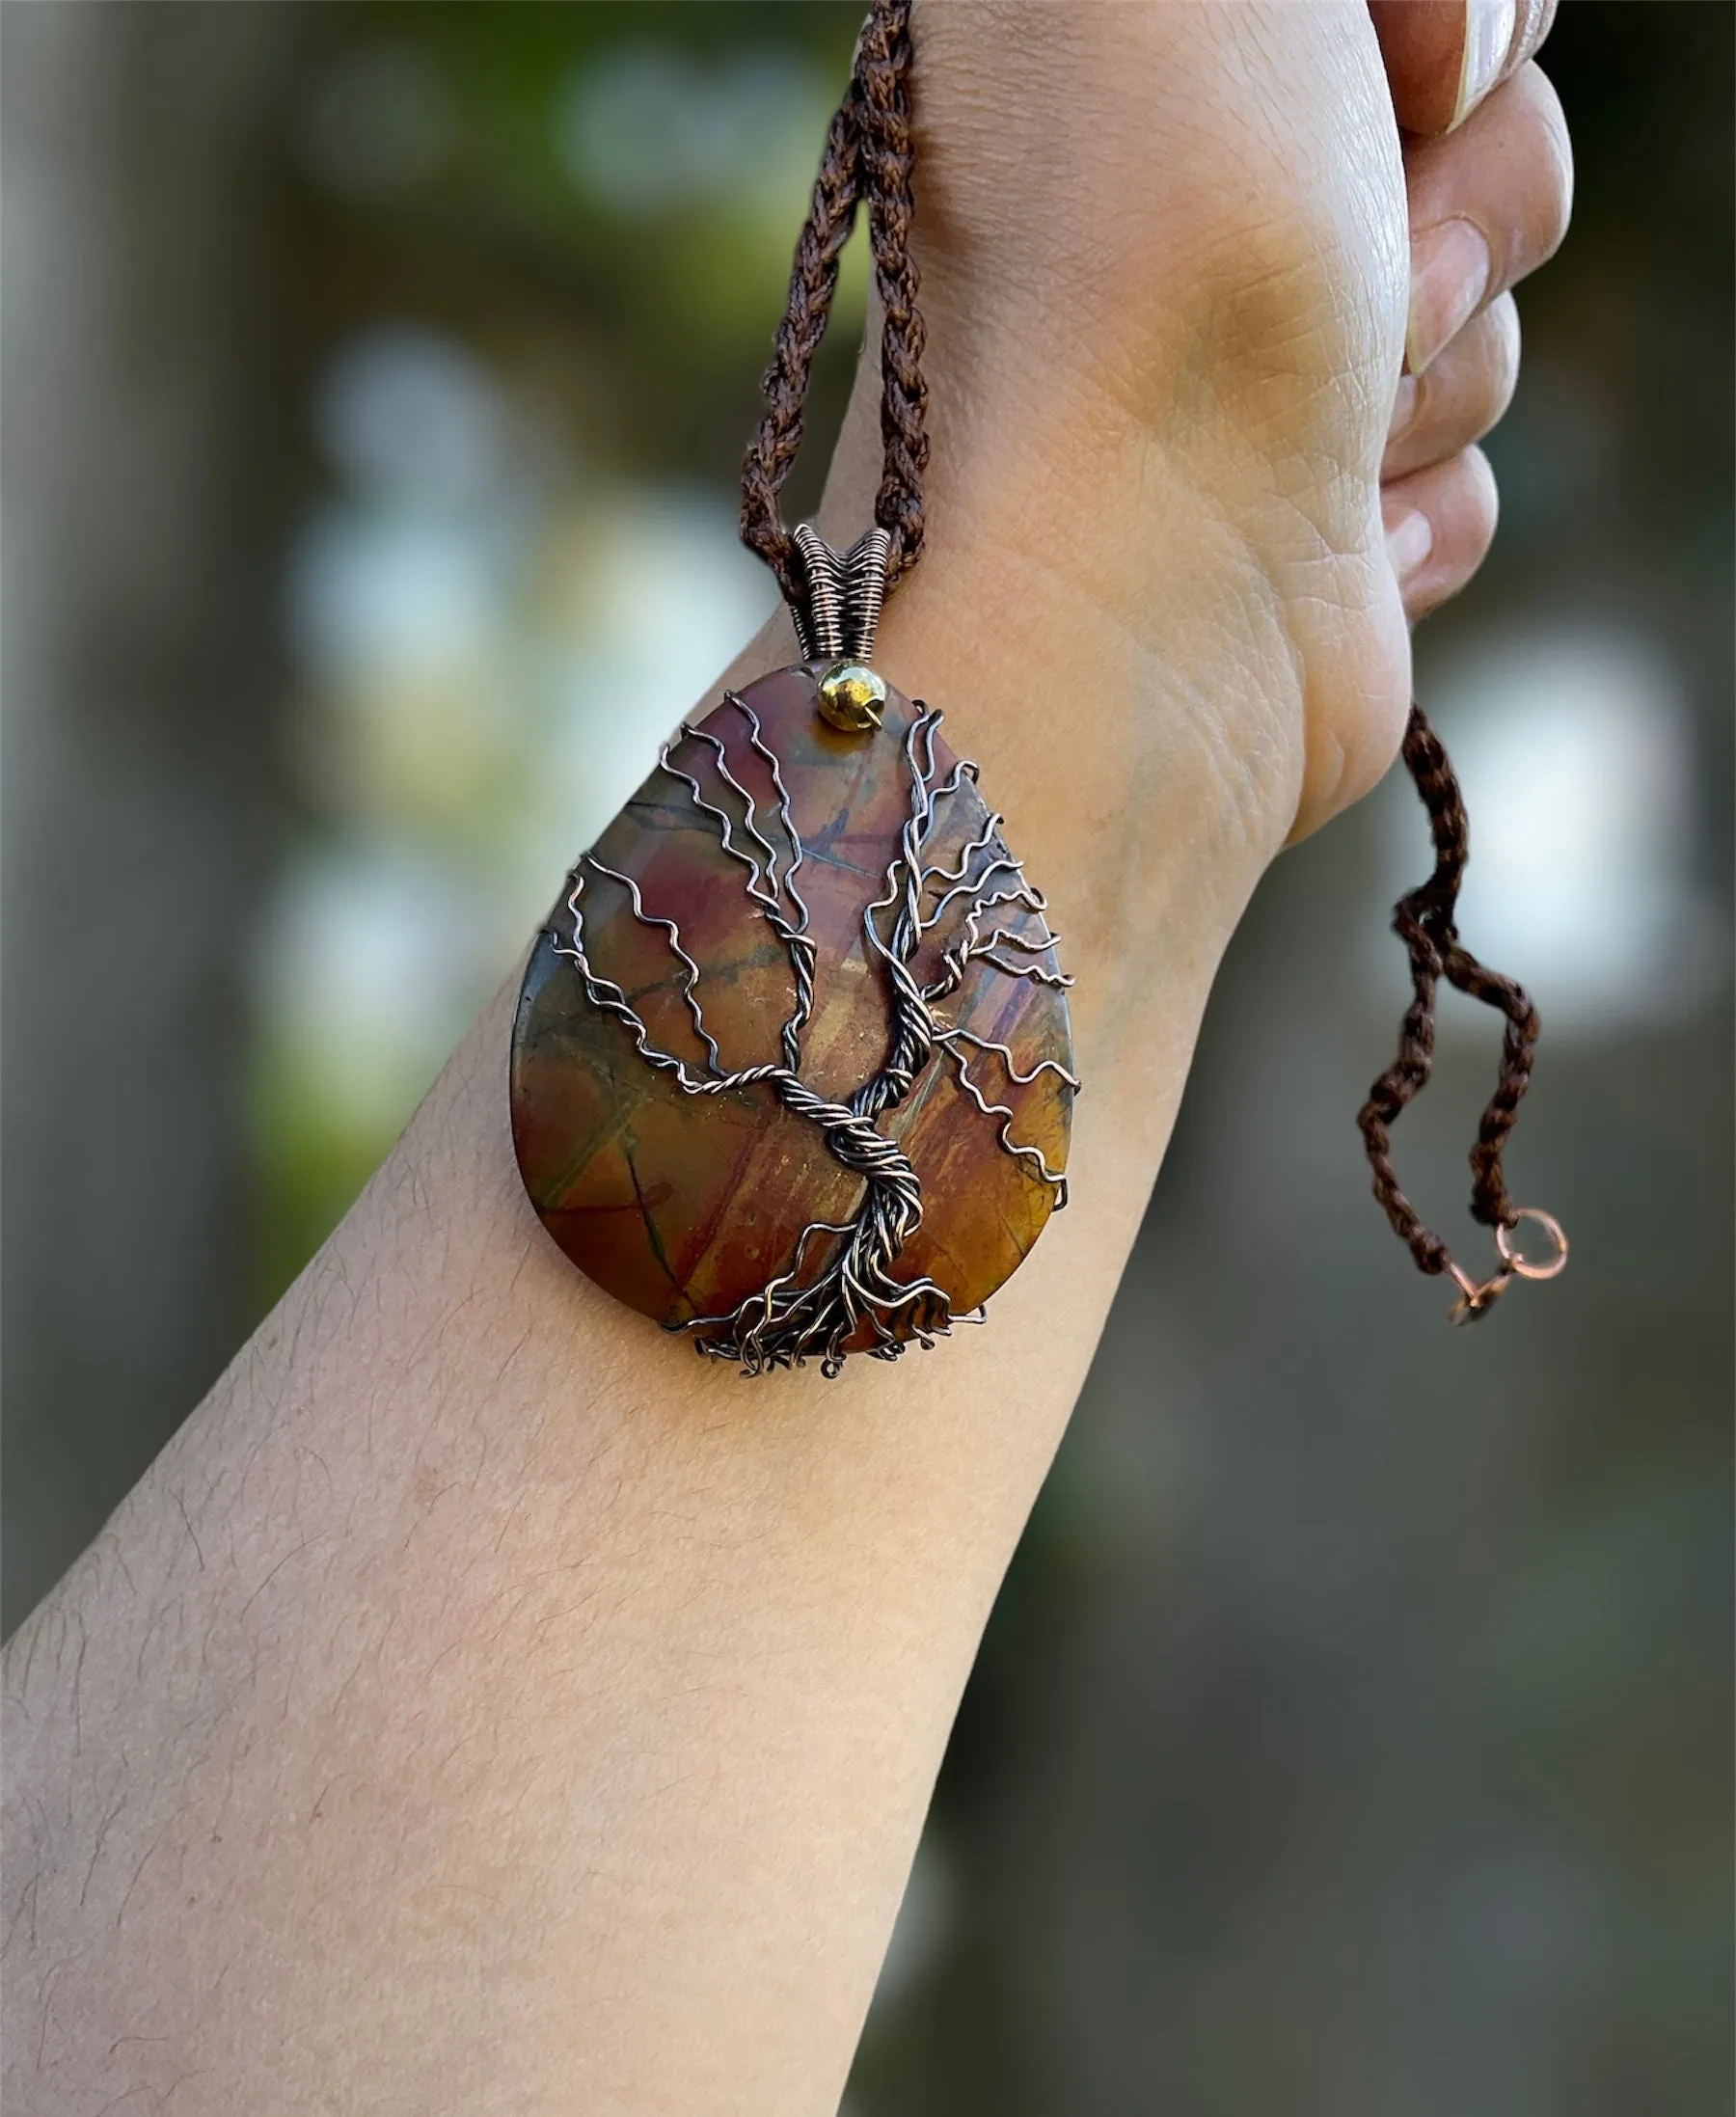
1359,705 -> 1540,1279
555,694 -> 1069,1377
740,0 -> 927,605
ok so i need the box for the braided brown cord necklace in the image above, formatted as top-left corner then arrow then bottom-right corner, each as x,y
1360,706 -> 1567,1320
508,0 -> 1561,1363
739,0 -> 927,605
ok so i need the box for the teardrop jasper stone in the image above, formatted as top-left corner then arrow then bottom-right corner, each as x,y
509,662 -> 1074,1371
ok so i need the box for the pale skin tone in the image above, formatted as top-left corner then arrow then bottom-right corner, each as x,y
4,6 -> 1570,2111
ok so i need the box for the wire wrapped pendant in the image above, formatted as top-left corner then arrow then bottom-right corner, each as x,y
507,7 -> 1082,1372
510,647 -> 1075,1374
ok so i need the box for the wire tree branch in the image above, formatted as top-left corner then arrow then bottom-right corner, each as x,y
558,696 -> 1073,1375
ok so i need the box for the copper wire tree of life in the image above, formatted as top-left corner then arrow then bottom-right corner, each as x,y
509,663 -> 1077,1376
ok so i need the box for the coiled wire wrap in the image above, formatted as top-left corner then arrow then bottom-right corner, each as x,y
792,525 -> 892,663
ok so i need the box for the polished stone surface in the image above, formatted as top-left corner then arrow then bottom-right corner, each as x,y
510,662 -> 1073,1357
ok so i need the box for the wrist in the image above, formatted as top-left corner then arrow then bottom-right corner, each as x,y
854,0 -> 1414,859
808,322 -> 1301,1082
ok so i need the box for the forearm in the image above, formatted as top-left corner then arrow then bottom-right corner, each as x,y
3,0 -> 1584,2095
0,326 -> 1277,2112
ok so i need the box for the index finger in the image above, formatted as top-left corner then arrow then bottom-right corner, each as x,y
1369,0 -> 1560,136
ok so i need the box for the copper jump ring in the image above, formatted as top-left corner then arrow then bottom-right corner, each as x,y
1448,1206 -> 1569,1323
1495,1206 -> 1570,1281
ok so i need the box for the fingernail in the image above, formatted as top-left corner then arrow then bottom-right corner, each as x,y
1386,508 -> 1433,581
1451,0 -> 1517,128
1388,372 -> 1421,445
1407,219 -> 1492,374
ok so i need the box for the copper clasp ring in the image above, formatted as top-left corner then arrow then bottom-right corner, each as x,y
1495,1207 -> 1570,1281
1448,1207 -> 1569,1325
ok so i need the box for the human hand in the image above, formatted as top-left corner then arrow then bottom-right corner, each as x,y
837,0 -> 1570,873
1373,3 -> 1573,621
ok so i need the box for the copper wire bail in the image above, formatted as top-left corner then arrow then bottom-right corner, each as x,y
791,523 -> 892,663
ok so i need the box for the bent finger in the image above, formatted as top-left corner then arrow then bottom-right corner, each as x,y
1385,292 -> 1520,480
1383,445 -> 1501,620
1405,62 -> 1572,371
1369,0 -> 1559,136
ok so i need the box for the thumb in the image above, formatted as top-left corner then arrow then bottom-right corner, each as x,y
1369,0 -> 1559,136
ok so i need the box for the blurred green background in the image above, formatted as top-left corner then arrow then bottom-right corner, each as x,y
4,5 -> 1729,2111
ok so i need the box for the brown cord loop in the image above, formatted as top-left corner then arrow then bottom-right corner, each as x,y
740,0 -> 929,611
1359,704 -> 1567,1322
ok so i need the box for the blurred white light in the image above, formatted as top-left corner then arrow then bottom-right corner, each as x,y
290,509 -> 502,685
290,329 -> 540,688
531,488 -> 777,862
315,328 -> 520,508
556,46 -> 709,215
556,45 -> 827,219
275,418 -> 772,1148
1383,627 -> 1724,1035
271,313 -> 780,1163
259,850 -> 486,1136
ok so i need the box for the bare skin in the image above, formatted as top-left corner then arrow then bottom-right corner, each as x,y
3,7 -> 1569,2112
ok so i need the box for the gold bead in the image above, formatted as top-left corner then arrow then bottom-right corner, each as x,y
815,662 -> 887,734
